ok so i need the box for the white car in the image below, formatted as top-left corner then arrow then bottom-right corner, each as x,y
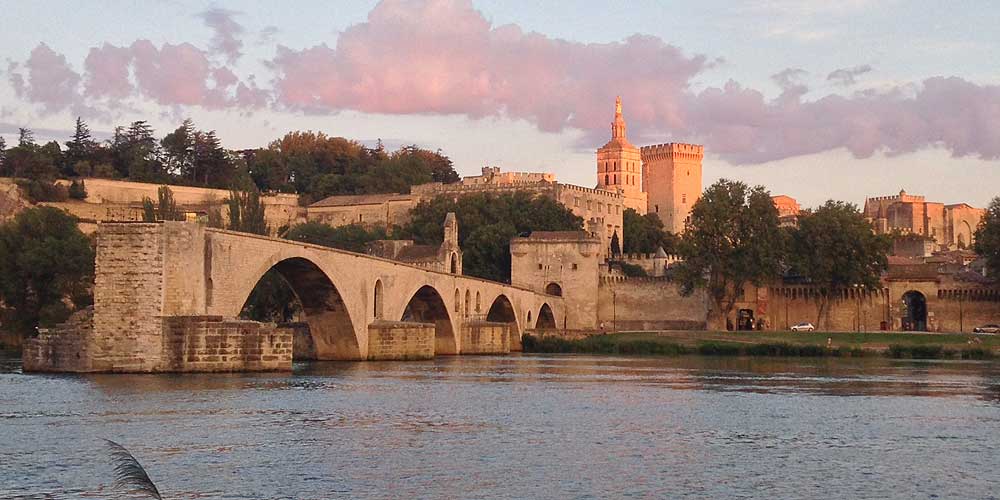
973,324 -> 1000,334
790,322 -> 815,332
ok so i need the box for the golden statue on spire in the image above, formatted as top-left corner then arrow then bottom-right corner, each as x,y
615,96 -> 622,115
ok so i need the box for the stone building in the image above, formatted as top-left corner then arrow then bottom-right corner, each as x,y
596,97 -> 647,213
864,189 -> 984,250
510,231 -> 603,330
772,195 -> 801,227
40,177 -> 305,235
366,212 -> 463,274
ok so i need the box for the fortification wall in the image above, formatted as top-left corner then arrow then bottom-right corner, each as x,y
760,287 -> 891,332
597,277 -> 707,330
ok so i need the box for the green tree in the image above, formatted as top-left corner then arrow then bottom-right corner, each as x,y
610,231 -> 621,257
285,222 -> 389,253
673,179 -> 785,329
0,136 -> 6,174
400,192 -> 583,282
973,196 -> 1000,278
141,186 -> 183,221
161,119 -> 196,179
64,117 -> 97,177
0,207 -> 95,334
789,201 -> 891,328
68,179 -> 87,199
227,188 -> 268,235
622,207 -> 678,254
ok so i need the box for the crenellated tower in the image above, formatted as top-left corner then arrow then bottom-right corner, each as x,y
596,97 -> 647,214
640,143 -> 704,234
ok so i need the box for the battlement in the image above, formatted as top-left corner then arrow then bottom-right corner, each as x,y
640,142 -> 705,161
558,183 -> 624,199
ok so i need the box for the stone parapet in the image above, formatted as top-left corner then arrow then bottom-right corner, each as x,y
161,316 -> 292,372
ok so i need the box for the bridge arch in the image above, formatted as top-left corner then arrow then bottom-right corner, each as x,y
486,293 -> 522,350
239,256 -> 361,360
536,303 -> 556,329
401,285 -> 458,355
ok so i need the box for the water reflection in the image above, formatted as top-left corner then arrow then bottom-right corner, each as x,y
1,354 -> 998,499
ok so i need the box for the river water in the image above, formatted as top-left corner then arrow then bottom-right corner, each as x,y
1,354 -> 999,499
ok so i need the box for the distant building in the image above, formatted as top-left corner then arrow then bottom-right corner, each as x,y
771,195 -> 801,227
864,189 -> 984,250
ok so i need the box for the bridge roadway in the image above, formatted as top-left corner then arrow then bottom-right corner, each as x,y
93,221 -> 564,365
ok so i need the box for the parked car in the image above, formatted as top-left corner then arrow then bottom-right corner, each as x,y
972,324 -> 1000,334
790,322 -> 815,332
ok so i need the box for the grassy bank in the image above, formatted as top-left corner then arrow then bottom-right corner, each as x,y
521,331 -> 998,360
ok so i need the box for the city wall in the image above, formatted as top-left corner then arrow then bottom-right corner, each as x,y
597,276 -> 708,330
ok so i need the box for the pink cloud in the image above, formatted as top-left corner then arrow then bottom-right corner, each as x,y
6,0 -> 999,165
8,43 -> 80,113
197,7 -> 244,64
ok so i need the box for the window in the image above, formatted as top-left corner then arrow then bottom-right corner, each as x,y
598,203 -> 604,213
359,214 -> 364,222
373,280 -> 383,319
682,194 -> 686,204
587,200 -> 592,210
604,174 -> 609,185
574,197 -> 580,207
538,263 -> 543,270
655,204 -> 659,213
572,263 -> 578,270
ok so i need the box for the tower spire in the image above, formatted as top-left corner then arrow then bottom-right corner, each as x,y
612,96 -> 626,139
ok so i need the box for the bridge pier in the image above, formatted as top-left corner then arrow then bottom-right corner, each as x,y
459,320 -> 511,354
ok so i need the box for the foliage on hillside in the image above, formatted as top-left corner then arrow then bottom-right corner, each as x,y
0,207 -> 94,334
0,120 -> 459,204
399,192 -> 584,282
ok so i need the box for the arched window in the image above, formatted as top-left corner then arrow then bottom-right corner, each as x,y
450,253 -> 458,274
373,279 -> 384,319
527,311 -> 532,324
545,282 -> 563,297
464,290 -> 471,318
476,291 -> 481,312
604,174 -> 609,185
454,288 -> 460,312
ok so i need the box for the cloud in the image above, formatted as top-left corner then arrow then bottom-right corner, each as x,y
197,7 -> 245,63
5,0 -> 999,166
685,76 -> 1000,163
827,64 -> 873,86
269,0 -> 707,135
7,43 -> 81,113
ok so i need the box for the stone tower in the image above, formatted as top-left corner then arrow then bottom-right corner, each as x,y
640,143 -> 704,234
596,97 -> 647,213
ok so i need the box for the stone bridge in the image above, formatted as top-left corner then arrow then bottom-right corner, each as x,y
26,222 -> 565,372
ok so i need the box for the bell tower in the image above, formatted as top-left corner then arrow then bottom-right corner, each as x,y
596,97 -> 646,213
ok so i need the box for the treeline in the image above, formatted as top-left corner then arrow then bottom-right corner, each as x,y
0,118 -> 459,205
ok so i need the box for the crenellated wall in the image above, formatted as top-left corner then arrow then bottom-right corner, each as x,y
597,276 -> 708,331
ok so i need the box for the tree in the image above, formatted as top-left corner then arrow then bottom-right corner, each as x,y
227,188 -> 268,235
64,117 -> 97,177
0,136 -> 7,174
141,186 -> 183,221
400,192 -> 584,282
0,207 -> 95,334
18,128 -> 35,147
610,231 -> 621,257
161,119 -> 196,179
788,201 -> 891,328
673,179 -> 785,330
974,196 -> 1000,278
285,222 -> 389,253
68,179 -> 87,200
622,208 -> 678,254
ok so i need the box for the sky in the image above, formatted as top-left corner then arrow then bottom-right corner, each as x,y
1,0 -> 998,208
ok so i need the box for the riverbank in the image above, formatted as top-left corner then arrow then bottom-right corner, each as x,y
522,331 -> 999,360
